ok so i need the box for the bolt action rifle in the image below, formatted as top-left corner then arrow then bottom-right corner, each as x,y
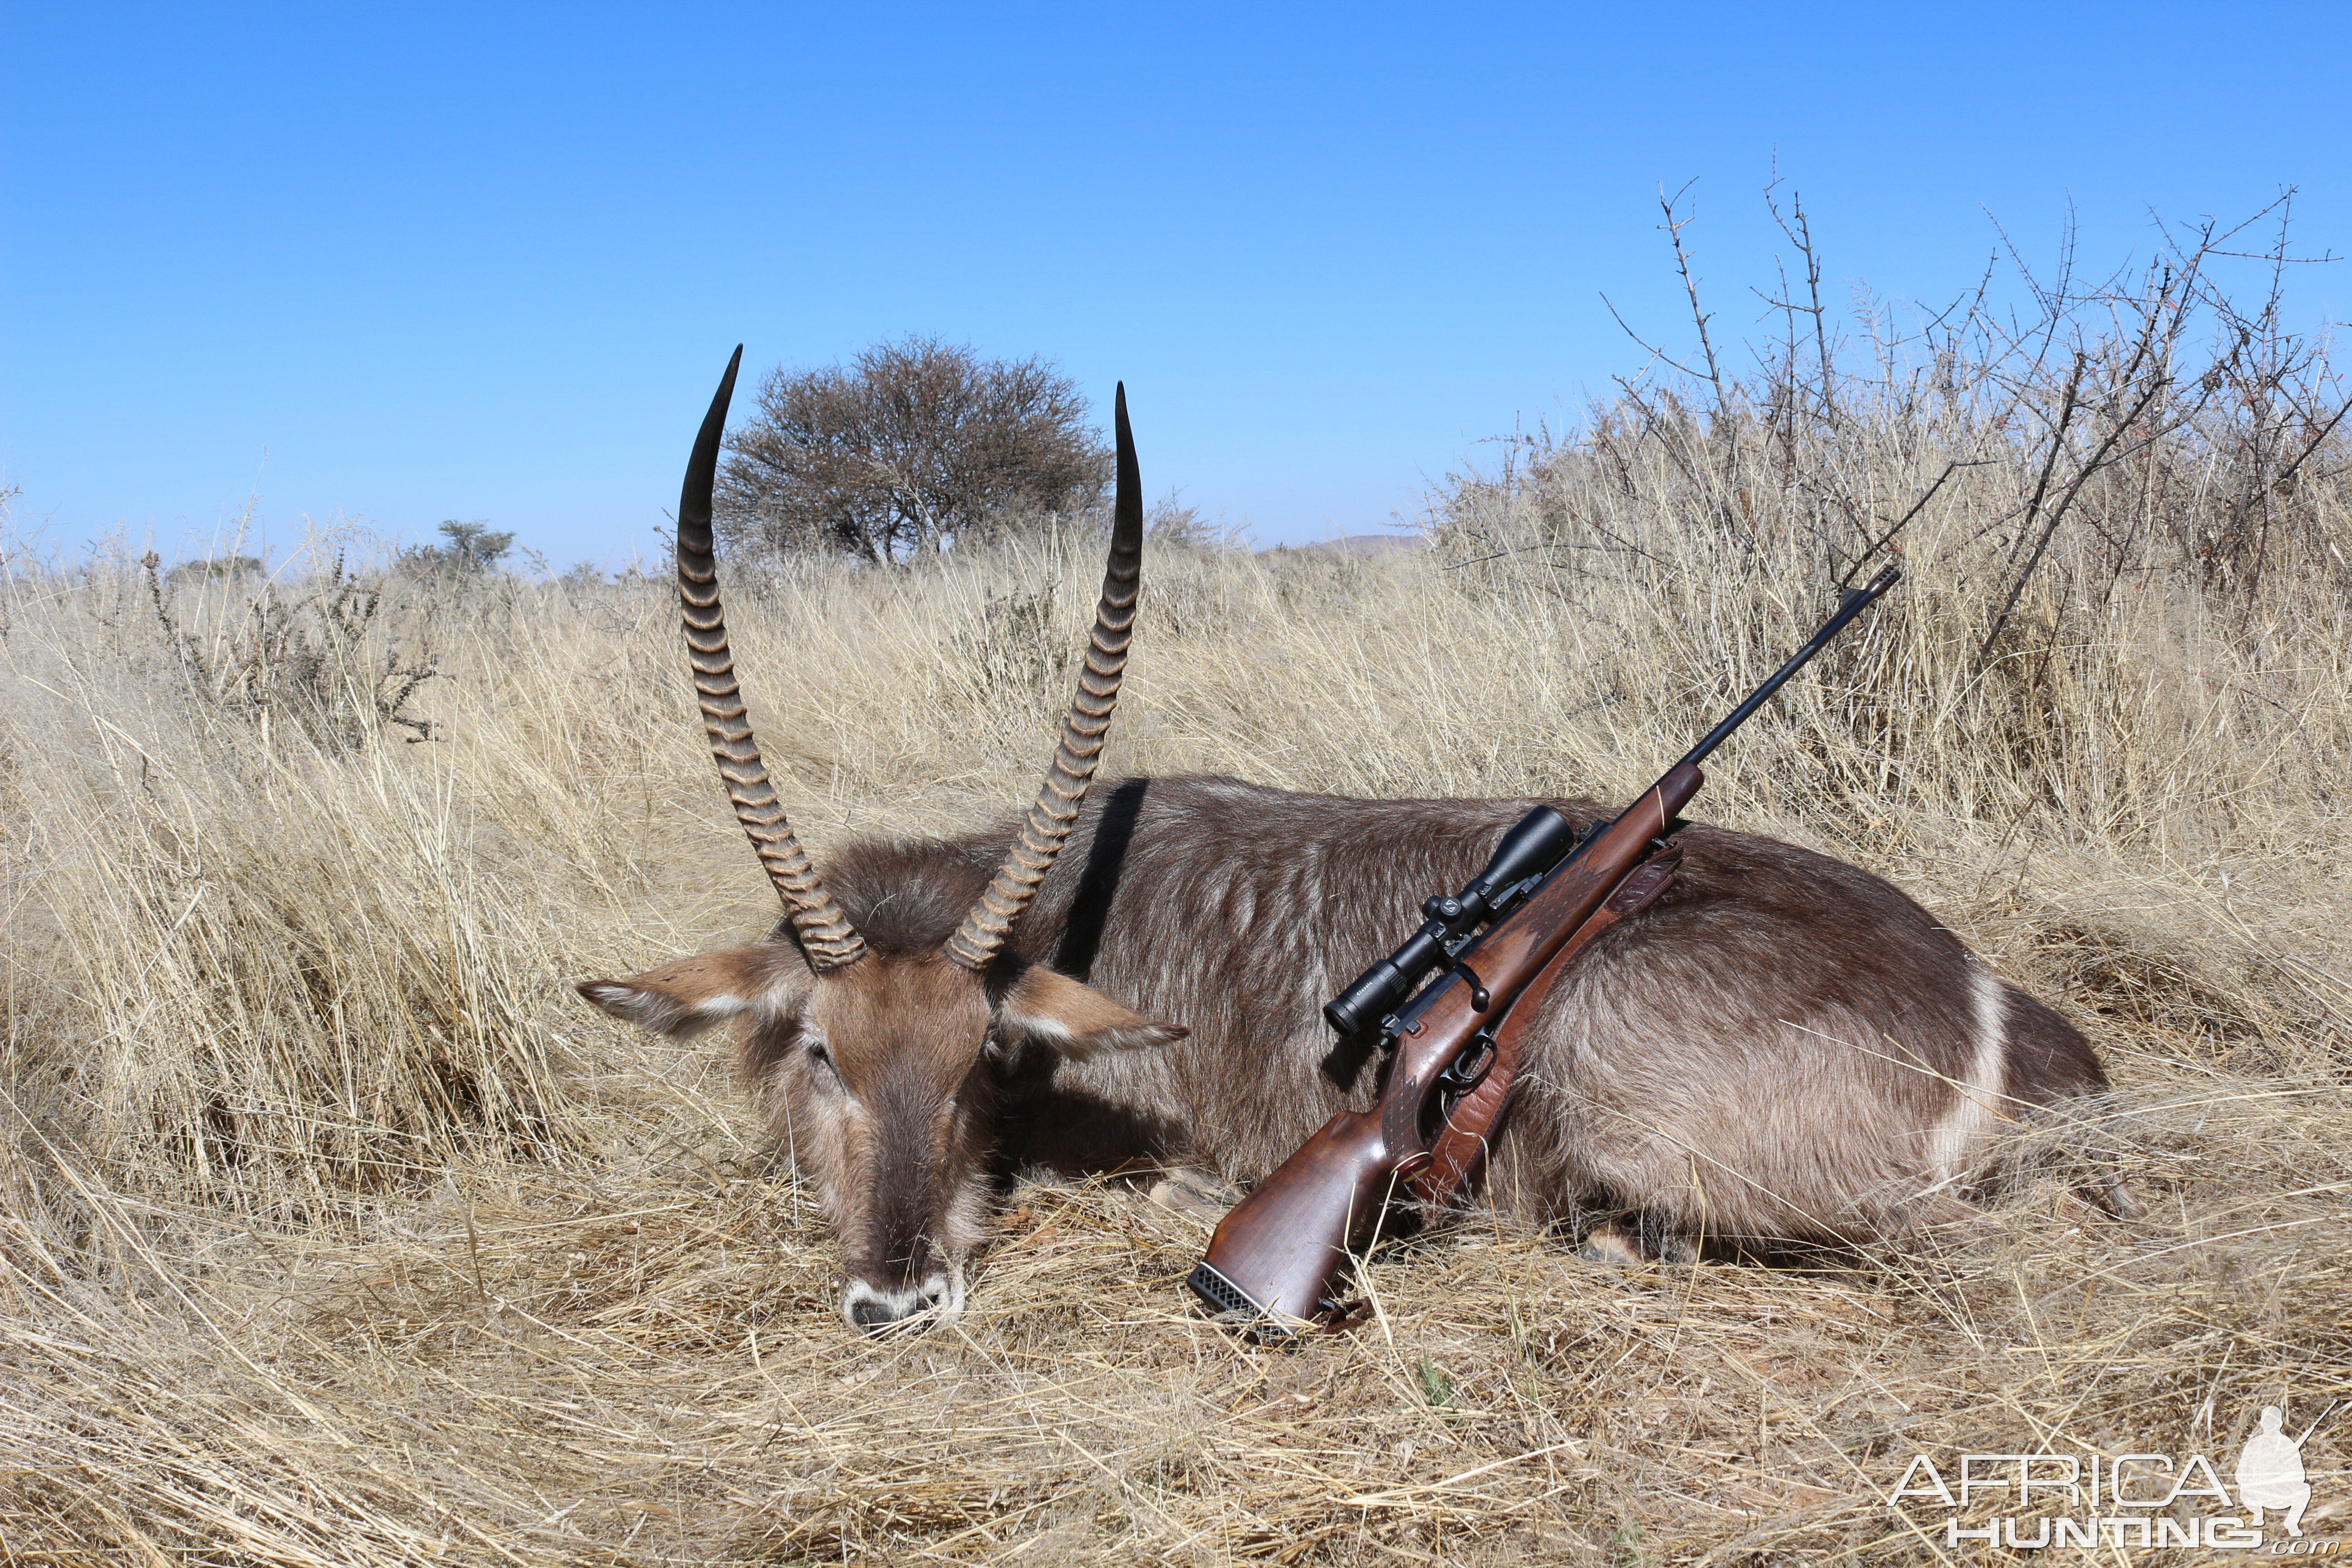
1187,567 -> 1903,1339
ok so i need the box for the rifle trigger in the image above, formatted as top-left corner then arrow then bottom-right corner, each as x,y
1438,1035 -> 1495,1092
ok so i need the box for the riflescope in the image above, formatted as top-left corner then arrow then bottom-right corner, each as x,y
1322,804 -> 1580,1038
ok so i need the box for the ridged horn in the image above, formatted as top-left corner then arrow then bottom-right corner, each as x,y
679,347 -> 867,970
943,384 -> 1143,971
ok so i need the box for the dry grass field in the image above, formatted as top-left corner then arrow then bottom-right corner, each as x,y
5,248 -> 2351,1563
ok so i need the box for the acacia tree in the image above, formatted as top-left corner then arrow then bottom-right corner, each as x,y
713,337 -> 1110,562
399,519 -> 516,576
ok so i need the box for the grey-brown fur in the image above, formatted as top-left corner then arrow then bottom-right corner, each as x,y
802,773 -> 2117,1256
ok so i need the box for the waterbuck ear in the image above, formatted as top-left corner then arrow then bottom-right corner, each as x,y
996,965 -> 1188,1061
575,944 -> 809,1039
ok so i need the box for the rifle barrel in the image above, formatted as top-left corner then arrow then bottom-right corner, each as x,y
1675,565 -> 1900,773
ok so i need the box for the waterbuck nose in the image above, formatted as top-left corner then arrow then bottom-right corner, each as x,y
842,1274 -> 954,1333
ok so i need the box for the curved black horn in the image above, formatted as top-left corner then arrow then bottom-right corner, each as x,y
679,347 -> 867,970
945,383 -> 1142,970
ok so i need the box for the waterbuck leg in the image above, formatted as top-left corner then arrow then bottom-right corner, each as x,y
1576,1220 -> 1649,1267
1149,1167 -> 1241,1222
1578,1213 -> 1701,1266
2083,1166 -> 2142,1220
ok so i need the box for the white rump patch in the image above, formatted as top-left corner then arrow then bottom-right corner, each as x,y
1927,967 -> 2010,1184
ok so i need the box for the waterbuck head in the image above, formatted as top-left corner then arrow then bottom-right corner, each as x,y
577,350 -> 1183,1331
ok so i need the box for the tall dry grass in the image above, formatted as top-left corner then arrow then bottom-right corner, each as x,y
4,219 -> 2351,1562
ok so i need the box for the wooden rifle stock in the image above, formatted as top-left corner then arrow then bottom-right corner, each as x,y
1191,762 -> 1702,1336
1407,838 -> 1684,1218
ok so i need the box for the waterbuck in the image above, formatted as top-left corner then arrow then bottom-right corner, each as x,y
578,353 -> 2131,1331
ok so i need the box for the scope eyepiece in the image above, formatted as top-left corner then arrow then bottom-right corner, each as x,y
1325,957 -> 1411,1038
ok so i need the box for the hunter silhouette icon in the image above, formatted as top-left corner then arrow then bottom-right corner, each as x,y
2236,1404 -> 2323,1537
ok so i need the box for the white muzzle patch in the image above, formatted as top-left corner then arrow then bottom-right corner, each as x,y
841,1267 -> 966,1333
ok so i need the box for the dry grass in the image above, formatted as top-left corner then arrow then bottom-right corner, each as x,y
6,249 -> 2352,1560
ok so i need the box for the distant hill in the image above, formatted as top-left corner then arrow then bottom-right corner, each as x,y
1274,533 -> 1431,559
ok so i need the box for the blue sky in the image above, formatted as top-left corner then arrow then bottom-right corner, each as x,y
4,3 -> 2346,565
